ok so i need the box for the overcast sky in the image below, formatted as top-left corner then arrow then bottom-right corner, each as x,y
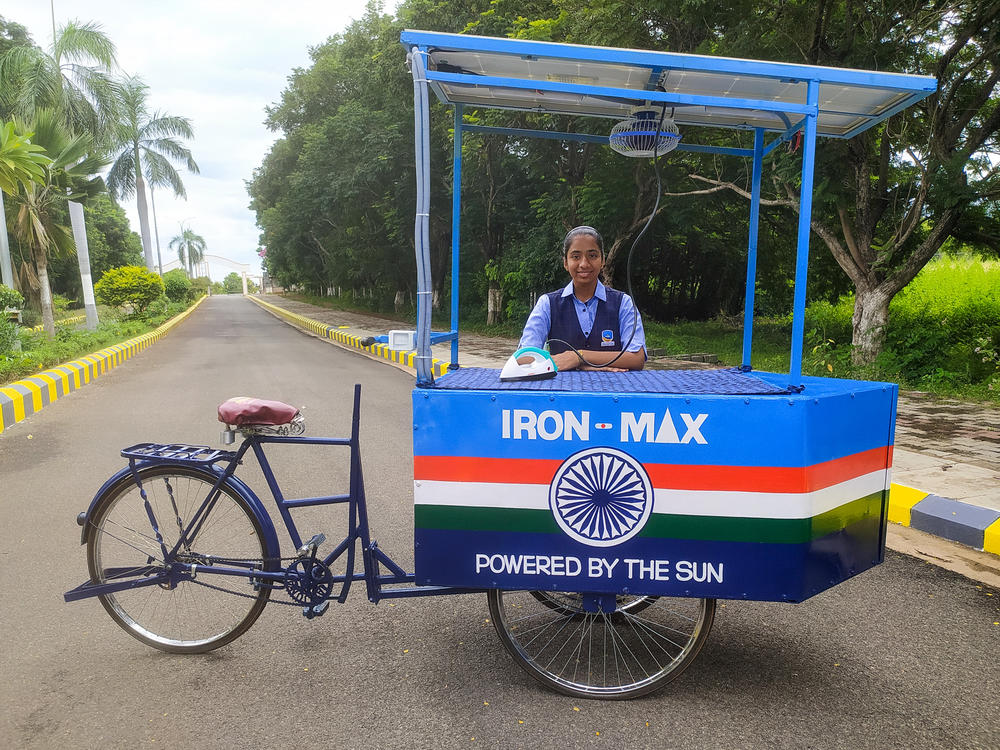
11,1 -> 399,281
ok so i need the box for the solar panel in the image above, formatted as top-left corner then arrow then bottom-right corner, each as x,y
401,30 -> 936,138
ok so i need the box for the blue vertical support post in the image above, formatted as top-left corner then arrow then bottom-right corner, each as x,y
788,80 -> 820,387
450,105 -> 463,368
741,128 -> 765,370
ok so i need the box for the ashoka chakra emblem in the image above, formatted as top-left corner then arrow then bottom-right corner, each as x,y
549,447 -> 653,547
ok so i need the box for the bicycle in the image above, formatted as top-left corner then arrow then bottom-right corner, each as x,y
66,384 -> 715,699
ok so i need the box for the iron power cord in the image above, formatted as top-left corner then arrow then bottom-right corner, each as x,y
546,102 -> 668,370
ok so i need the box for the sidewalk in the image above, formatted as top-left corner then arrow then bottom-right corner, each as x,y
252,294 -> 1000,556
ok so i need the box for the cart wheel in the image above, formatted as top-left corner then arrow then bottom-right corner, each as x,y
488,590 -> 715,699
529,591 -> 658,616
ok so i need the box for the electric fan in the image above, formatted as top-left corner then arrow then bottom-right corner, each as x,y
609,106 -> 681,157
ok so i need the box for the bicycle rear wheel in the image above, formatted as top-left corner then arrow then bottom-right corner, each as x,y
86,465 -> 272,653
489,590 -> 715,699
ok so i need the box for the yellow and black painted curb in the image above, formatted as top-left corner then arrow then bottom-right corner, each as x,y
249,296 -> 450,379
31,314 -> 87,332
0,297 -> 206,435
888,482 -> 999,557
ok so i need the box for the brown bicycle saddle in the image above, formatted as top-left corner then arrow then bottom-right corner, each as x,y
218,397 -> 299,426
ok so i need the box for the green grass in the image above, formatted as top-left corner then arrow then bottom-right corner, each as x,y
0,298 -> 199,386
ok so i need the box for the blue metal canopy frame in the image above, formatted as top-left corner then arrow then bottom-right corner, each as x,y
401,30 -> 936,388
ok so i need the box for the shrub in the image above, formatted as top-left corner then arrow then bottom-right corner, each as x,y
190,276 -> 212,296
0,283 -> 23,310
94,266 -> 165,316
51,293 -> 75,315
162,269 -> 193,303
0,318 -> 18,354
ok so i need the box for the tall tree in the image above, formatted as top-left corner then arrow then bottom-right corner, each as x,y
0,16 -> 120,329
661,0 -> 1000,362
8,109 -> 106,337
169,226 -> 206,276
106,75 -> 199,272
0,120 -> 50,288
0,18 -> 118,144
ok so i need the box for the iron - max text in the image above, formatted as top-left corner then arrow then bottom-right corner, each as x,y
500,409 -> 708,443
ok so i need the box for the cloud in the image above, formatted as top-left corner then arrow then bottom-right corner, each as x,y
13,0 -> 398,280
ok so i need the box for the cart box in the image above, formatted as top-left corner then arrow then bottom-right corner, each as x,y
412,369 -> 896,603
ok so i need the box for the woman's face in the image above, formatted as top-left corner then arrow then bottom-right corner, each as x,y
564,234 -> 604,289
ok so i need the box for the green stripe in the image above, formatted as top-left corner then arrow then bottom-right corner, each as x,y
415,491 -> 886,545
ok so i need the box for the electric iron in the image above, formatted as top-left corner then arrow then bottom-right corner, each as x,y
499,346 -> 558,382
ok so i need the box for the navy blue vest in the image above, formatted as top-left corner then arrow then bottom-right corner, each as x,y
546,288 -> 624,354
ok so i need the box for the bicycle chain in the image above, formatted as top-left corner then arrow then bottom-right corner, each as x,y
185,554 -> 336,607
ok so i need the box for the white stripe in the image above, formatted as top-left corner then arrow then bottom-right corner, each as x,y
414,469 -> 889,520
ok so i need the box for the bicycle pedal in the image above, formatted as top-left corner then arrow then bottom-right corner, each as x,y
302,601 -> 330,620
297,533 -> 327,558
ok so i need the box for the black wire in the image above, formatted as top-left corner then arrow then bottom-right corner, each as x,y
547,103 -> 668,370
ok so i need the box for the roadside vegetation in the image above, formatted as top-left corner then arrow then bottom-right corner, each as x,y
0,12 -> 202,343
0,270 -> 202,385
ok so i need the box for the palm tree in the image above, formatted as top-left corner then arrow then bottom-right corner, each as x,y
169,226 -> 206,276
106,75 -> 198,272
0,18 -> 119,329
0,121 -> 51,288
0,19 -> 118,144
8,109 -> 106,337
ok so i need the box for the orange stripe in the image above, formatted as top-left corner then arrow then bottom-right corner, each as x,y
413,445 -> 891,493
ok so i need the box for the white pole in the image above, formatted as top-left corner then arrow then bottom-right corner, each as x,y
0,191 -> 14,289
68,201 -> 99,330
150,187 -> 163,275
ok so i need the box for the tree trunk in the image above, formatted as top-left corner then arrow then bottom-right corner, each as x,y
394,289 -> 406,313
134,150 -> 155,272
487,284 -> 503,325
851,285 -> 891,366
33,243 -> 55,339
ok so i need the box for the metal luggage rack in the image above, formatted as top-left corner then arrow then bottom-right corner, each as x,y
120,443 -> 238,465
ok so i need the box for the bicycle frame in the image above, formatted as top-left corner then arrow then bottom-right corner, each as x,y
65,384 -> 476,606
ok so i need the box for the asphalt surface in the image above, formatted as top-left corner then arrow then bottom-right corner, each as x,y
1,295 -> 997,749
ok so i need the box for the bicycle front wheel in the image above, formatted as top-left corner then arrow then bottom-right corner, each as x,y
86,465 -> 272,653
489,590 -> 715,699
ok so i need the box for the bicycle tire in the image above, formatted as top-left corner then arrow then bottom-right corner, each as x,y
529,591 -> 659,616
489,589 -> 715,699
86,465 -> 273,653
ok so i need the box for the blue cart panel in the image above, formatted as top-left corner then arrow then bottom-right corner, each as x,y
412,370 -> 897,603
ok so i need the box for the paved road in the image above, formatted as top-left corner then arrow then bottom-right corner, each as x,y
1,296 -> 997,749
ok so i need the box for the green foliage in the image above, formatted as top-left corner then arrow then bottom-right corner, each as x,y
974,335 -> 1000,392
83,194 -> 143,273
0,282 -> 23,309
0,317 -> 18,354
169,226 -> 206,273
162,268 -> 193,302
222,272 -> 243,294
189,275 -> 212,295
0,121 -> 49,194
94,265 -> 165,315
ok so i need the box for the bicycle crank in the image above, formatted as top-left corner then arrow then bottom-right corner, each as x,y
283,557 -> 335,617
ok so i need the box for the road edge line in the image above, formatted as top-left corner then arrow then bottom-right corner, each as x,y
248,295 -> 449,379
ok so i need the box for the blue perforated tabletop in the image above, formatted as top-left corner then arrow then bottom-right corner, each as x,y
426,367 -> 789,395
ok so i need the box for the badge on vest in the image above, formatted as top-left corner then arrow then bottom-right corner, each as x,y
601,329 -> 615,347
